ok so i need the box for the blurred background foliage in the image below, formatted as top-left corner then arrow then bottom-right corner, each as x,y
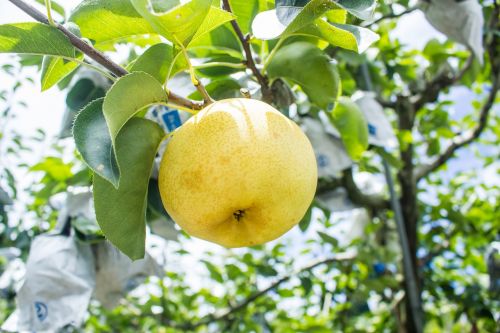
0,0 -> 499,332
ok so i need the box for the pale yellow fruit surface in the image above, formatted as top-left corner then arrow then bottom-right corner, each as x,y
158,98 -> 317,247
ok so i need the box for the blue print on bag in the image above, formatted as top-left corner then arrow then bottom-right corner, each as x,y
317,154 -> 329,168
34,301 -> 48,321
161,108 -> 182,132
152,108 -> 158,118
368,124 -> 377,136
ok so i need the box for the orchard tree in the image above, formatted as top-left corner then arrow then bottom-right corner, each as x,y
0,0 -> 499,332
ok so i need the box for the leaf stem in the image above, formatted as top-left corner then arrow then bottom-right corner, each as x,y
60,56 -> 116,81
193,61 -> 246,70
44,0 -> 55,26
177,40 -> 214,104
263,38 -> 285,72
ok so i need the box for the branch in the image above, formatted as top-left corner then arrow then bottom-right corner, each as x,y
169,251 -> 356,330
415,74 -> 499,181
341,168 -> 390,210
365,6 -> 418,28
411,2 -> 499,112
221,0 -> 272,103
376,96 -> 397,109
415,4 -> 500,181
7,0 -> 205,111
411,55 -> 474,111
316,177 -> 343,194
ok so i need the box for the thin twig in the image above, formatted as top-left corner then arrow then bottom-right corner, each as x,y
365,6 -> 418,28
411,55 -> 474,111
341,168 -> 390,210
221,0 -> 272,102
415,73 -> 499,181
415,4 -> 500,181
7,0 -> 205,111
194,61 -> 247,70
176,38 -> 213,104
44,0 -> 55,26
168,251 -> 356,330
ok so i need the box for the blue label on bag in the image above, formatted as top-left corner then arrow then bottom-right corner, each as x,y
161,108 -> 182,132
368,124 -> 377,136
35,301 -> 48,321
317,154 -> 329,168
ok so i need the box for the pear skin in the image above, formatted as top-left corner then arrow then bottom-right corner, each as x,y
159,98 -> 317,247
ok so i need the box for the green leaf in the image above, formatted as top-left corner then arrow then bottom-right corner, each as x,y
73,98 -> 119,187
103,72 -> 167,145
189,78 -> 242,100
252,0 -> 338,40
93,118 -> 164,260
334,0 -> 376,20
267,41 -> 340,109
228,0 -> 260,34
318,231 -> 338,247
300,21 -> 379,53
329,97 -> 368,161
299,203 -> 313,232
30,157 -> 73,182
189,6 -> 236,46
70,0 -> 155,44
253,0 -> 376,44
202,260 -> 224,282
374,147 -> 403,169
41,55 -> 82,91
129,43 -> 176,83
147,178 -> 168,217
326,9 -> 347,23
66,78 -> 106,110
188,25 -> 242,58
130,0 -> 211,46
0,23 -> 75,57
300,276 -> 313,295
195,56 -> 244,77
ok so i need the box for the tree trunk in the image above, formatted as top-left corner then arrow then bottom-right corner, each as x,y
397,98 -> 421,333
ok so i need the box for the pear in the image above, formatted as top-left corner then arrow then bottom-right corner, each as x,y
159,98 -> 317,247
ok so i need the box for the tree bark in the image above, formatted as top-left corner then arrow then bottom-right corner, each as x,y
396,97 -> 421,333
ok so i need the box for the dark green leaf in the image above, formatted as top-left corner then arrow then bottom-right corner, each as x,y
299,203 -> 313,232
202,260 -> 224,282
93,118 -> 164,260
267,41 -> 340,108
73,98 -> 119,186
318,231 -> 338,247
189,78 -> 241,100
66,78 -> 106,110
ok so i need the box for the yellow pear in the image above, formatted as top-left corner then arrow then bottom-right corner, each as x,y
158,98 -> 317,247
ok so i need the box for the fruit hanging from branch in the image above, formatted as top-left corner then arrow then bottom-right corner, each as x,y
158,98 -> 317,247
